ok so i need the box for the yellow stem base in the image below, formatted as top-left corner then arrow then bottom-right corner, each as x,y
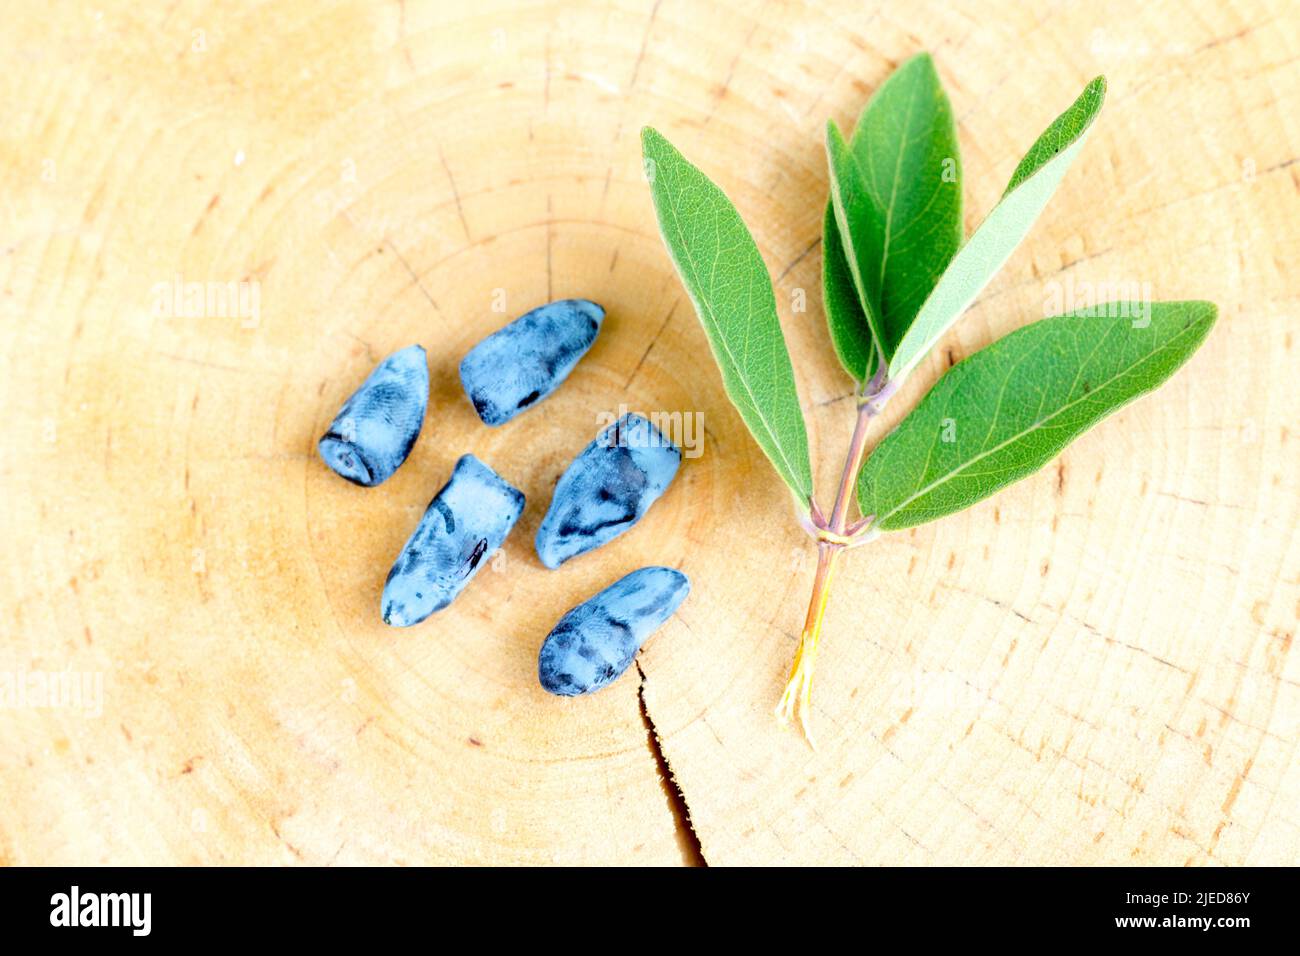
775,624 -> 823,748
774,543 -> 842,747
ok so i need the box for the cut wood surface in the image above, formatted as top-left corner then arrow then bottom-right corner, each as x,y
1,0 -> 1297,865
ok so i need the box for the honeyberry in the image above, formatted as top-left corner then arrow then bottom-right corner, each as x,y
459,299 -> 604,426
535,413 -> 681,569
382,454 -> 525,626
319,345 -> 429,487
538,566 -> 690,696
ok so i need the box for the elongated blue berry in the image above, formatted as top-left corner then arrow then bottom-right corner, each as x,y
319,345 -> 429,487
382,455 -> 524,626
538,567 -> 690,696
460,298 -> 604,426
535,414 -> 681,569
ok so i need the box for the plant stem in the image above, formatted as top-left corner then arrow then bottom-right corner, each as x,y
775,540 -> 842,746
829,396 -> 878,531
778,382 -> 895,744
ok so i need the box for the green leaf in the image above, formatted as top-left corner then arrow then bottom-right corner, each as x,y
642,126 -> 815,508
823,52 -> 963,382
823,202 -> 879,383
887,76 -> 1107,384
858,301 -> 1217,531
826,121 -> 888,353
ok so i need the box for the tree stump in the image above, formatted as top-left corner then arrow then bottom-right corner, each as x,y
1,0 -> 1295,865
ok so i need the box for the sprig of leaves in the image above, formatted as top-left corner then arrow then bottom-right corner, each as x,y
642,56 -> 1214,738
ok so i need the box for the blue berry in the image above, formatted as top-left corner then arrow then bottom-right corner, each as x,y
319,345 -> 429,487
459,299 -> 605,426
538,567 -> 690,696
535,414 -> 681,569
382,455 -> 525,626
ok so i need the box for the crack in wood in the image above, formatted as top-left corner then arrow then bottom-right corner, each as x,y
635,660 -> 707,866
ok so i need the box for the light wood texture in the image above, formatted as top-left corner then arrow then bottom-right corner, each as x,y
1,0 -> 1296,866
